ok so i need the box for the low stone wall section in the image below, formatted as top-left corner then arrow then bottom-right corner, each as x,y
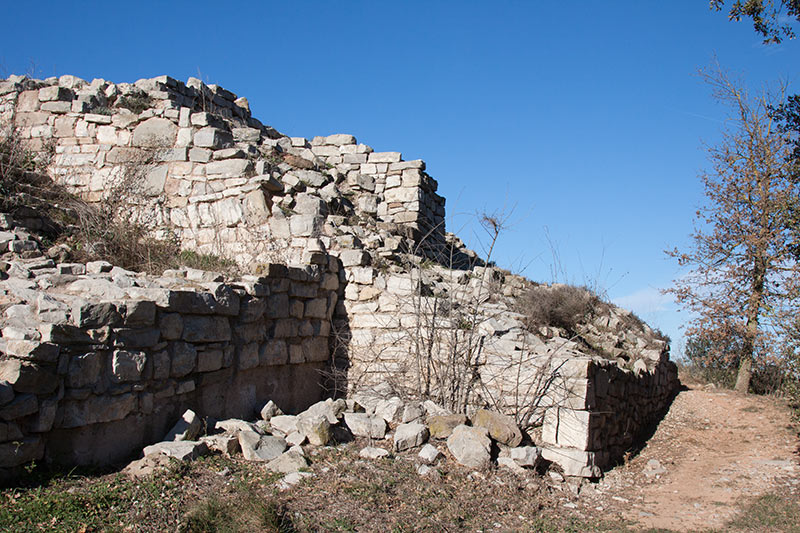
0,259 -> 339,470
541,354 -> 678,477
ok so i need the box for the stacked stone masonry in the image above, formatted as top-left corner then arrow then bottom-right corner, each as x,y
0,257 -> 339,468
0,74 -> 678,477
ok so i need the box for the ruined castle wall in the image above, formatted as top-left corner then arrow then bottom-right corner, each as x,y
0,261 -> 339,468
0,74 -> 679,477
540,354 -> 678,477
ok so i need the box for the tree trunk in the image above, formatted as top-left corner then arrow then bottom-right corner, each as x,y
735,355 -> 752,393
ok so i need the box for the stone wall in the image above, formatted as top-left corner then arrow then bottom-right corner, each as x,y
541,354 -> 678,477
0,73 -> 679,477
0,253 -> 339,469
0,74 -> 446,268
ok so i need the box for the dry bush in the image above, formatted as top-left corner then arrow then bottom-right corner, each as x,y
517,284 -> 602,336
0,124 -> 237,276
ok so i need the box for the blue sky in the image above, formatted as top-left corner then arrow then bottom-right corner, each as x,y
2,1 -> 798,355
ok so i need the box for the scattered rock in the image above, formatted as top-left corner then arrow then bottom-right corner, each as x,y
359,446 -> 391,459
393,422 -> 429,452
418,443 -> 443,464
427,414 -> 467,439
266,450 -> 308,473
447,425 -> 492,469
164,409 -> 202,441
472,409 -> 522,447
238,430 -> 287,462
142,440 -> 209,462
344,412 -> 387,439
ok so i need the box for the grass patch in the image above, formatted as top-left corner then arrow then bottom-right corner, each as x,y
726,492 -> 800,532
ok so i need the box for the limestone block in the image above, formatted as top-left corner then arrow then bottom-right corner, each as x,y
197,349 -> 223,372
190,112 -> 223,128
374,397 -> 404,423
164,409 -> 202,441
17,91 -> 40,112
111,350 -> 147,382
189,147 -> 212,162
233,127 -> 261,142
418,443 -> 443,464
393,423 -> 429,452
143,441 -> 209,462
446,425 -> 491,469
360,446 -> 390,459
159,313 -> 184,340
182,316 -> 231,343
540,447 -> 602,478
509,446 -> 542,468
2,340 -> 60,363
344,413 -> 387,439
297,415 -> 330,446
368,151 -> 402,163
346,267 -> 374,285
358,195 -> 379,213
201,434 -> 240,455
0,359 -> 58,395
59,393 -> 137,428
426,414 -> 467,439
238,342 -> 260,370
194,127 -> 232,149
266,450 -> 308,473
38,86 -> 73,102
67,352 -> 104,388
384,187 -> 421,203
122,301 -> 156,327
40,101 -> 71,113
170,342 -> 197,377
471,409 -> 523,447
325,134 -> 356,145
304,298 -> 327,319
72,301 -> 122,328
0,381 -> 13,407
0,393 -> 38,421
302,337 -> 328,363
260,340 -> 288,366
289,214 -> 322,237
541,407 -> 594,450
132,117 -> 177,147
113,327 -> 160,348
206,158 -> 252,177
269,415 -> 298,436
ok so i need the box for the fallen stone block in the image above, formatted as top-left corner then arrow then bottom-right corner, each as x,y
266,450 -> 308,473
142,441 -> 209,462
472,409 -> 522,447
393,423 -> 429,452
446,425 -> 491,469
238,430 -> 287,462
359,446 -> 390,460
344,413 -> 387,439
164,409 -> 202,441
427,414 -> 467,439
418,443 -> 443,464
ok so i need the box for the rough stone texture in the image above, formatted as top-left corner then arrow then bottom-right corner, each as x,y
427,414 -> 467,439
344,413 -> 387,439
418,443 -> 443,464
266,450 -> 308,473
393,422 -> 429,452
0,73 -> 677,479
164,409 -> 202,441
359,446 -> 391,459
446,425 -> 492,469
471,409 -> 522,447
142,440 -> 209,462
238,430 -> 287,462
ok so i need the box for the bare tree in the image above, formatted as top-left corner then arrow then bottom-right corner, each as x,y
667,65 -> 800,393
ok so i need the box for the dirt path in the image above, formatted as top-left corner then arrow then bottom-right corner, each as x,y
576,384 -> 800,531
